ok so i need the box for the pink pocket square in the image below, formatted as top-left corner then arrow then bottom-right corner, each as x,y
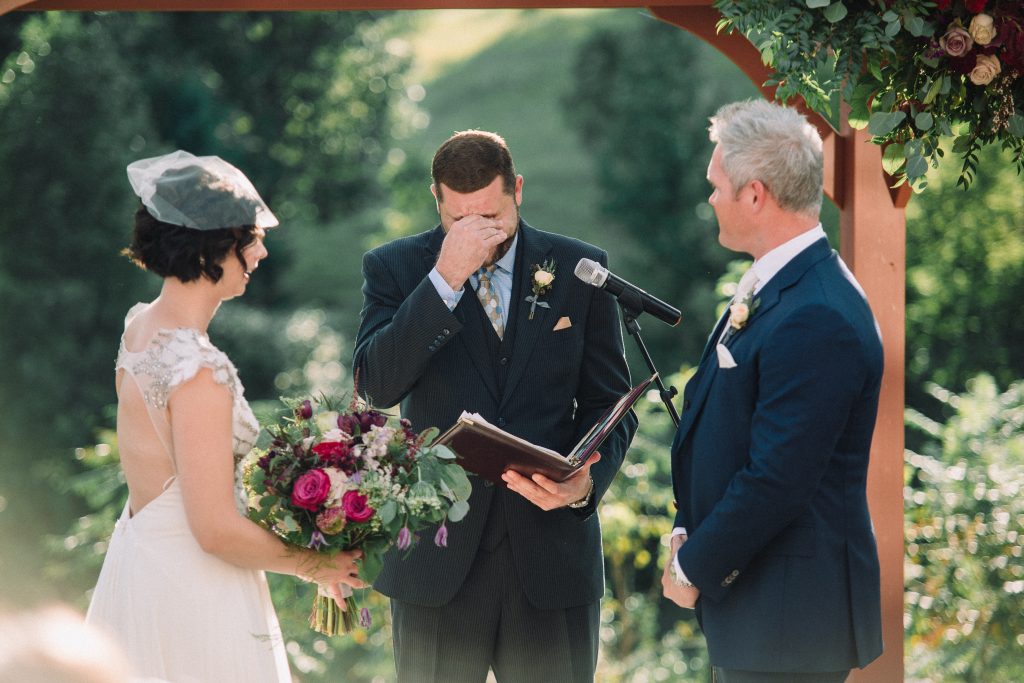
553,316 -> 572,331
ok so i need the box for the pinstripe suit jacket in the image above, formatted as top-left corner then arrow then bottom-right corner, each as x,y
354,221 -> 637,609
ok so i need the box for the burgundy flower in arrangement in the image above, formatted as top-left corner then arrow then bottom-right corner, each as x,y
337,413 -> 360,436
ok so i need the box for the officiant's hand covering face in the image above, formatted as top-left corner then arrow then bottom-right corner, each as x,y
126,150 -> 279,231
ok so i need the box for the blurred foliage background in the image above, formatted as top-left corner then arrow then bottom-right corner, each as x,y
0,8 -> 1021,682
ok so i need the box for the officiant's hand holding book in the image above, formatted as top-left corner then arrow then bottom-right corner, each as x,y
435,373 -> 656,485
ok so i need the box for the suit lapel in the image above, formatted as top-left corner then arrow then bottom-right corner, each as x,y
422,226 -> 501,403
672,238 -> 834,451
729,237 -> 833,341
499,224 -> 553,408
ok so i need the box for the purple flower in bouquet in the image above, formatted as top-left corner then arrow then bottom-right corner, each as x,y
359,410 -> 388,433
296,399 -> 313,420
291,469 -> 331,512
341,490 -> 374,523
359,607 -> 372,628
308,530 -> 328,550
396,526 -> 412,550
434,523 -> 449,548
337,413 -> 360,436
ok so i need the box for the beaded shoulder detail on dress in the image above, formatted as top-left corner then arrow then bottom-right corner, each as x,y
116,328 -> 238,410
115,305 -> 259,461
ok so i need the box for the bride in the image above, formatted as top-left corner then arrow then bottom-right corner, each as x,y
86,150 -> 364,683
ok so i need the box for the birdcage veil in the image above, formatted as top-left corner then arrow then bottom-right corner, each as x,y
126,150 -> 279,231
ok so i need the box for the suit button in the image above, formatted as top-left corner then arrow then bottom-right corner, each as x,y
497,418 -> 506,427
442,328 -> 450,335
500,357 -> 508,365
483,479 -> 494,488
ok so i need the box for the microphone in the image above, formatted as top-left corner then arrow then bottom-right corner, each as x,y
575,258 -> 681,327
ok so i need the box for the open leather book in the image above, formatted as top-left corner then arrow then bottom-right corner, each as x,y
435,373 -> 656,484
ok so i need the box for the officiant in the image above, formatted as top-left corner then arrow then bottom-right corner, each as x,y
353,129 -> 637,683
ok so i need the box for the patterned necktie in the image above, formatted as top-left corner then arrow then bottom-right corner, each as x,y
476,265 -> 504,339
735,267 -> 760,303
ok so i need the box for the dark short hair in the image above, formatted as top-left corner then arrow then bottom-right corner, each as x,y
431,130 -> 517,200
122,205 -> 258,283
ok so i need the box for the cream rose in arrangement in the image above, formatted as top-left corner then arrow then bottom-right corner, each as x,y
968,13 -> 997,46
970,54 -> 1002,85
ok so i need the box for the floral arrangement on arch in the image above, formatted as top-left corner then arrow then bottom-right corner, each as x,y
242,391 -> 471,635
715,0 -> 1024,190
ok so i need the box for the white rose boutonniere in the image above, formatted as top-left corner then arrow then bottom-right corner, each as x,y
727,286 -> 760,333
525,258 -> 556,320
728,302 -> 750,330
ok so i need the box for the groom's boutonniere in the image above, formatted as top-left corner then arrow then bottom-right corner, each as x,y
728,288 -> 760,331
525,258 -> 556,320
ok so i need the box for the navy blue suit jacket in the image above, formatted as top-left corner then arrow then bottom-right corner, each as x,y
671,238 -> 884,672
354,221 -> 636,609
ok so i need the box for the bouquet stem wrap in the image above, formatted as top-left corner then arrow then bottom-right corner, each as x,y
311,584 -> 356,636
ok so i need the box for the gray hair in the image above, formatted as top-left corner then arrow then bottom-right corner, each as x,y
708,100 -> 823,215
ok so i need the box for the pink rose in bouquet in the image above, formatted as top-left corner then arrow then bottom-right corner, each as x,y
291,469 -> 331,511
341,490 -> 374,523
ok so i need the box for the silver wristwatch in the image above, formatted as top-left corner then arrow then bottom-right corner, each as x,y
567,476 -> 595,509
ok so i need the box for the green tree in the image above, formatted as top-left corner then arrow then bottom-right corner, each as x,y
0,11 -> 156,605
904,375 -> 1024,682
0,13 -> 155,447
567,19 -> 759,366
905,143 -> 1024,421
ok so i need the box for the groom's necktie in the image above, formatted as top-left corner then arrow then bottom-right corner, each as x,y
476,265 -> 505,339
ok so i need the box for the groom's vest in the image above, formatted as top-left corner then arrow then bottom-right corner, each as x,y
467,276 -> 521,551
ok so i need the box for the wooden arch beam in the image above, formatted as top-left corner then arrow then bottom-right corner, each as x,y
0,3 -> 906,681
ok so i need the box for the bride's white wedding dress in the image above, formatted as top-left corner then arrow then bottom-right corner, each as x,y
86,303 -> 292,683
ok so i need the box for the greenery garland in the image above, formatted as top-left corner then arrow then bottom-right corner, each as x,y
714,0 -> 1024,190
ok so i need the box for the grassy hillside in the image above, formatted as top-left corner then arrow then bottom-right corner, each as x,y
384,9 -> 655,250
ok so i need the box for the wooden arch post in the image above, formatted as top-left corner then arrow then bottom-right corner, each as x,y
1,1 -> 905,680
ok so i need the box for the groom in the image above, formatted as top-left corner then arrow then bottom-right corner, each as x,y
354,130 -> 636,682
663,100 -> 884,682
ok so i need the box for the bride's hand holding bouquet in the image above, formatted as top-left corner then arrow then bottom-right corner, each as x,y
242,390 -> 471,635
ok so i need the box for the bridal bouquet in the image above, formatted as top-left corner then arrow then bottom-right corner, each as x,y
242,391 -> 471,635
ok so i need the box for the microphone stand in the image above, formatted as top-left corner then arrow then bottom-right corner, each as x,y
616,288 -> 680,428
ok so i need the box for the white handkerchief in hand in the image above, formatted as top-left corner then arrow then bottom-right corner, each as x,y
716,343 -> 737,369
